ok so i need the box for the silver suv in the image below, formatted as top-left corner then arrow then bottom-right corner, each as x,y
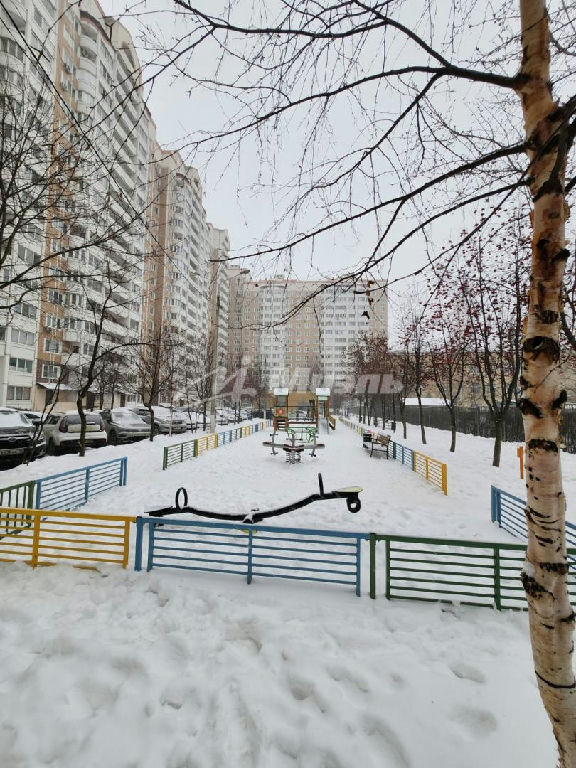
100,408 -> 149,445
126,405 -> 187,435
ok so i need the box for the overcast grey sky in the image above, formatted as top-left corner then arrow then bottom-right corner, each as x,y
104,0 -> 574,333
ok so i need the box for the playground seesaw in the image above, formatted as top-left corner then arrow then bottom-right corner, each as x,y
263,427 -> 325,463
148,473 -> 362,523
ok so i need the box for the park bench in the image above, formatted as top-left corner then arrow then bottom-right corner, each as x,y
362,432 -> 391,459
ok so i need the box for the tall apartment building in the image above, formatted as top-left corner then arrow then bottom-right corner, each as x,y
31,1 -> 155,410
227,272 -> 388,390
143,148 -> 211,347
0,0 -> 58,408
207,224 -> 230,364
0,0 -> 228,411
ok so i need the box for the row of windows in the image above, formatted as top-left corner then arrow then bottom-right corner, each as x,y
7,386 -> 31,401
9,357 -> 33,373
0,327 -> 35,346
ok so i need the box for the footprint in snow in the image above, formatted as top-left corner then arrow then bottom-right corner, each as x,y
362,714 -> 412,768
452,705 -> 497,736
326,665 -> 370,695
449,661 -> 486,684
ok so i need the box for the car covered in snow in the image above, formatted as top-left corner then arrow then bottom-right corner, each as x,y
100,408 -> 149,445
125,405 -> 187,435
0,408 -> 46,465
43,411 -> 107,454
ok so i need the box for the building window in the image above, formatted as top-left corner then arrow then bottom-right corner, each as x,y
11,328 -> 35,346
41,364 -> 60,379
13,302 -> 37,319
9,357 -> 33,373
45,314 -> 61,329
47,289 -> 64,305
44,339 -> 60,353
7,386 -> 31,401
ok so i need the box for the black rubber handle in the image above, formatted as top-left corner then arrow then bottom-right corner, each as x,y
175,487 -> 188,509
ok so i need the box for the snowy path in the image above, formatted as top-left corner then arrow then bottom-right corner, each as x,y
1,423 -> 572,766
80,420 -> 527,542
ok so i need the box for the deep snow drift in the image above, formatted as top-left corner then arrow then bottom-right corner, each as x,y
1,420 -> 572,767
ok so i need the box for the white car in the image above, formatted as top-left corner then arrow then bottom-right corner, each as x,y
43,411 -> 108,454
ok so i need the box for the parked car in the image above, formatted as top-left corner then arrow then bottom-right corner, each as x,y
0,408 -> 46,465
125,405 -> 188,435
43,411 -> 107,454
175,408 -> 200,431
18,410 -> 44,427
216,409 -> 229,426
100,408 -> 149,445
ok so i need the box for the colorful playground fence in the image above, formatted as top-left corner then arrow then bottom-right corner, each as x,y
339,417 -> 448,495
0,479 -> 36,510
35,457 -> 128,511
491,485 -> 576,547
0,506 -> 135,568
0,458 -> 128,523
135,517 -> 368,596
162,420 -> 272,470
369,532 -> 576,609
2,497 -> 571,610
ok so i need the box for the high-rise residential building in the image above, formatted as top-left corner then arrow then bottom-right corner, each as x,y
0,0 -> 58,408
0,0 -> 228,411
143,148 -> 211,347
30,0 -> 155,410
226,272 -> 388,390
207,224 -> 230,364
227,266 -> 260,368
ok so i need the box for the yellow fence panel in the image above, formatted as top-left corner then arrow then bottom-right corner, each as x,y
206,434 -> 218,450
196,436 -> 209,456
0,507 -> 135,568
242,426 -> 251,437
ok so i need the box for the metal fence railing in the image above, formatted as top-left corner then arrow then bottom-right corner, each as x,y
384,403 -> 576,454
0,506 -> 135,568
369,532 -> 576,609
35,457 -> 128,511
340,417 -> 448,495
2,497 -> 573,611
491,485 -> 576,547
0,480 -> 36,537
163,420 -> 272,470
0,480 -> 36,510
135,517 -> 369,595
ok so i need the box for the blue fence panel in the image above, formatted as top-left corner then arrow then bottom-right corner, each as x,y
134,518 -> 368,595
390,441 -> 413,468
491,485 -> 576,547
36,457 -> 127,511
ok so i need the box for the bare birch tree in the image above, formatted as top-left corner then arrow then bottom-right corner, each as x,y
133,1 -> 576,758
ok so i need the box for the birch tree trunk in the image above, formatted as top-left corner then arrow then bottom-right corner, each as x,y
516,2 -> 575,764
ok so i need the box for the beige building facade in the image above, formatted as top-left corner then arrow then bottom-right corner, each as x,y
227,272 -> 388,389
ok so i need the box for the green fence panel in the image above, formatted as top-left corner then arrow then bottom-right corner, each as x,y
370,533 -> 576,610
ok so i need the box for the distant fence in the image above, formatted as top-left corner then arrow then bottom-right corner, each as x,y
491,485 -> 576,547
0,507 -> 135,567
163,420 -> 272,470
340,417 -> 448,495
370,403 -> 576,454
135,517 -> 368,595
35,457 -> 128,511
369,532 -> 576,609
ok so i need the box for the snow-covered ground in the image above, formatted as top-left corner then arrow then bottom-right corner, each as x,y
1,420 -> 573,767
